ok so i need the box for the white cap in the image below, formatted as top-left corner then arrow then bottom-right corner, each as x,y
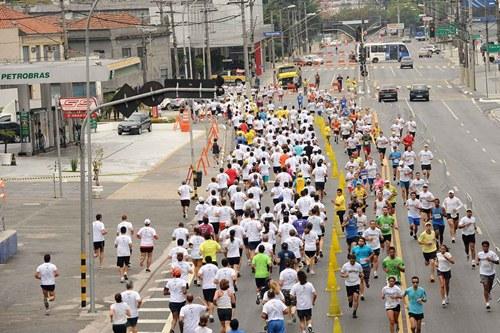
448,190 -> 454,194
198,196 -> 205,202
144,218 -> 151,225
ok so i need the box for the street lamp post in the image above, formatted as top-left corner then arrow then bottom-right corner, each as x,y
84,0 -> 100,313
285,5 -> 296,56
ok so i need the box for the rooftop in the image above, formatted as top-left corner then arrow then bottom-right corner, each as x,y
68,13 -> 142,30
0,5 -> 61,34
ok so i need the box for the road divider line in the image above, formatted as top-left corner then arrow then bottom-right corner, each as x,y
404,98 -> 416,118
442,100 -> 459,120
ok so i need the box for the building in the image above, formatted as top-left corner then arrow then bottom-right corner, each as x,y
0,5 -> 63,63
65,12 -> 172,89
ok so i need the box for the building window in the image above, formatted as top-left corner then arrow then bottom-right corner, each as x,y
93,50 -> 105,58
122,47 -> 132,58
23,46 -> 30,62
160,67 -> 168,81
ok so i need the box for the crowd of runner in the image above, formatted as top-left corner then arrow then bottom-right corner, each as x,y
33,75 -> 499,333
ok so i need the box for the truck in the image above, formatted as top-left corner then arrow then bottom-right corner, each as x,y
415,26 -> 426,41
276,64 -> 302,88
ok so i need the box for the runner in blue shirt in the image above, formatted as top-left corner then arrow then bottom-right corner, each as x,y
228,318 -> 245,333
351,237 -> 373,299
389,148 -> 402,181
404,276 -> 427,333
342,209 -> 359,252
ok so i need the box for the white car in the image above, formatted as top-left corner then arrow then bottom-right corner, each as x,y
423,45 -> 441,54
305,54 -> 324,65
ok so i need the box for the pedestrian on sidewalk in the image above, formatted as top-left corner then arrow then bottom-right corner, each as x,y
92,213 -> 107,268
121,281 -> 142,333
115,226 -> 132,283
137,219 -> 158,272
35,254 -> 59,315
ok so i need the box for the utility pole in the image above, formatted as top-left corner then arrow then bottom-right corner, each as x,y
270,10 -> 276,85
203,0 -> 212,78
59,0 -> 69,59
240,0 -> 251,98
279,12 -> 285,60
468,0 -> 475,90
249,0 -> 255,74
485,4 -> 490,97
397,0 -> 401,37
169,1 -> 180,78
304,4 -> 309,54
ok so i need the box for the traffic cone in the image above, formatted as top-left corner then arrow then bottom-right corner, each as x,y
333,214 -> 344,238
331,229 -> 342,253
326,266 -> 340,291
333,317 -> 343,333
328,247 -> 339,271
338,171 -> 346,190
327,289 -> 343,317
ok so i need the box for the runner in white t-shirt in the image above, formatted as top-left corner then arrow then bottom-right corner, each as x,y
477,240 -> 500,311
35,254 -> 59,314
180,294 -> 207,333
290,270 -> 317,333
115,225 -> 133,283
340,254 -> 363,318
121,281 -> 142,332
362,220 -> 383,279
92,213 -> 107,268
178,181 -> 193,219
381,276 -> 404,333
137,219 -> 159,272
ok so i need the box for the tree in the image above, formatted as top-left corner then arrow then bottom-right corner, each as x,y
0,129 -> 16,154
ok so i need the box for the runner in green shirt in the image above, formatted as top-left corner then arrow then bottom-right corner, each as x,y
251,245 -> 272,304
382,246 -> 405,282
377,206 -> 398,254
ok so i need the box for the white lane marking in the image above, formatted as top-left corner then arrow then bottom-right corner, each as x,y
460,122 -> 464,127
381,65 -> 385,69
374,65 -> 379,69
437,85 -> 442,88
477,227 -> 483,235
148,287 -> 164,292
453,186 -> 459,192
482,147 -> 487,152
415,67 -> 423,77
436,65 -> 444,72
492,159 -> 497,163
138,319 -> 169,324
143,298 -> 170,302
446,171 -> 451,176
390,66 -> 396,77
139,308 -> 170,312
466,130 -> 470,134
154,279 -> 169,283
404,98 -> 416,117
442,100 -> 459,120
438,159 -> 443,164
474,138 -> 478,142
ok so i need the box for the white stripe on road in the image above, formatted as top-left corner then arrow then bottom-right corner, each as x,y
139,308 -> 170,312
460,122 -> 464,127
442,100 -> 459,120
415,67 -> 423,77
138,319 -> 169,324
482,147 -> 487,152
474,138 -> 478,142
404,98 -> 416,118
453,186 -> 459,192
466,130 -> 470,134
390,66 -> 396,77
477,227 -> 483,235
148,287 -> 164,292
492,159 -> 497,164
144,298 -> 170,302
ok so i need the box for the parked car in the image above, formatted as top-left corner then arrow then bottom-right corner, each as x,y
292,56 -> 309,66
423,44 -> 441,54
159,98 -> 185,111
377,85 -> 398,102
402,36 -> 412,43
408,84 -> 430,101
400,56 -> 414,69
0,114 -> 20,143
305,54 -> 324,65
418,48 -> 432,58
117,113 -> 151,135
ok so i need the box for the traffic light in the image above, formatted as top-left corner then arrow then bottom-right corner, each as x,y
359,46 -> 367,64
215,75 -> 225,97
360,64 -> 368,77
429,24 -> 435,38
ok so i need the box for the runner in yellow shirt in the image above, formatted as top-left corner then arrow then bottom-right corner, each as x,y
417,222 -> 438,282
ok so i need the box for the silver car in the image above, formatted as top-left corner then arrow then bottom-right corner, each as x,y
400,56 -> 413,69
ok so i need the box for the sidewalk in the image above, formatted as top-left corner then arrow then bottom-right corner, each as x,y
1,122 -> 204,183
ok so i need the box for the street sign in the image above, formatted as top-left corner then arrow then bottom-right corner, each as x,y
487,44 -> 500,53
422,16 -> 433,22
263,31 -> 282,37
342,20 -> 363,25
60,97 -> 98,119
163,79 -> 216,99
471,34 -> 481,40
90,118 -> 97,130
112,84 -> 139,118
387,23 -> 404,30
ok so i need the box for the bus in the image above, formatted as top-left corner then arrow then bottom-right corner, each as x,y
357,42 -> 410,63
415,26 -> 426,41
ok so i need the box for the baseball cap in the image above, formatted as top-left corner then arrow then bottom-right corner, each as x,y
423,183 -> 429,187
448,190 -> 454,194
171,267 -> 182,278
144,218 -> 151,225
198,196 -> 205,202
